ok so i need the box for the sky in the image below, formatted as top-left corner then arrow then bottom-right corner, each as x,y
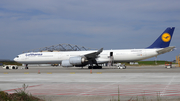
0,0 -> 180,61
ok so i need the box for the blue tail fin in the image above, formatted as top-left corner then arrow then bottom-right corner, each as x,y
147,27 -> 175,48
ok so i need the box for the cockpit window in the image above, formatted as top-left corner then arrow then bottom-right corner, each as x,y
16,56 -> 19,58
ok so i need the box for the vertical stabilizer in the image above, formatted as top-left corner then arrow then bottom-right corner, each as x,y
147,27 -> 175,48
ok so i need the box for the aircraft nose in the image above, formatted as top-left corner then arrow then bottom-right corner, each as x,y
13,57 -> 17,61
14,55 -> 20,62
14,57 -> 19,62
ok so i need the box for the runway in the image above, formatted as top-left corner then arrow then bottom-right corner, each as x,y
0,66 -> 180,101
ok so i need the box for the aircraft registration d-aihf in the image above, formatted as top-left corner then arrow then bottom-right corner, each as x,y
14,27 -> 175,69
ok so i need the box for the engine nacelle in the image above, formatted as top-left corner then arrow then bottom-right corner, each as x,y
61,60 -> 73,67
69,56 -> 86,65
61,56 -> 87,67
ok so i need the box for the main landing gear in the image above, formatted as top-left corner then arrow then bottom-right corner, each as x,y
88,59 -> 102,69
88,66 -> 102,69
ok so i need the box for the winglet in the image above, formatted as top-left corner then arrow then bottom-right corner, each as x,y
147,27 -> 175,48
84,48 -> 103,59
97,48 -> 103,55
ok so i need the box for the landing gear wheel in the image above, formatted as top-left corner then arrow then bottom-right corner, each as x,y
88,66 -> 93,69
88,66 -> 102,69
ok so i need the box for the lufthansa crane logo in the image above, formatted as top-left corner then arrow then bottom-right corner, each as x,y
161,33 -> 171,42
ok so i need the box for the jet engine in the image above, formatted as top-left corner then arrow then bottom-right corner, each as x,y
61,56 -> 87,67
69,56 -> 86,65
61,60 -> 73,67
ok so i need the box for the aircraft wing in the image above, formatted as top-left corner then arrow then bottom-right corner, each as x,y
156,46 -> 175,54
84,48 -> 103,59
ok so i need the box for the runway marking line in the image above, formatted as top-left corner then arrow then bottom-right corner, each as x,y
24,72 -> 29,74
70,72 -> 75,74
47,72 -> 52,74
160,76 -> 175,96
96,72 -> 102,74
3,72 -> 8,74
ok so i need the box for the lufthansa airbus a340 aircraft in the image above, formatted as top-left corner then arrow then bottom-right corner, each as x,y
14,27 -> 175,69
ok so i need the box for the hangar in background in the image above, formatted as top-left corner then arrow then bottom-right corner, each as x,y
23,43 -> 97,53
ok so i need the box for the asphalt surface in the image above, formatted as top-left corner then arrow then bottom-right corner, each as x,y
1,65 -> 180,73
0,65 -> 180,101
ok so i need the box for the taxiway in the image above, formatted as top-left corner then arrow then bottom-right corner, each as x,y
0,66 -> 180,101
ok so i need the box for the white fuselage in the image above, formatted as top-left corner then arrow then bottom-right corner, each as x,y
14,48 -> 160,64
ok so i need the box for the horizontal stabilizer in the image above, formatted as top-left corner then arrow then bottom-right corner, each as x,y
156,46 -> 175,54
